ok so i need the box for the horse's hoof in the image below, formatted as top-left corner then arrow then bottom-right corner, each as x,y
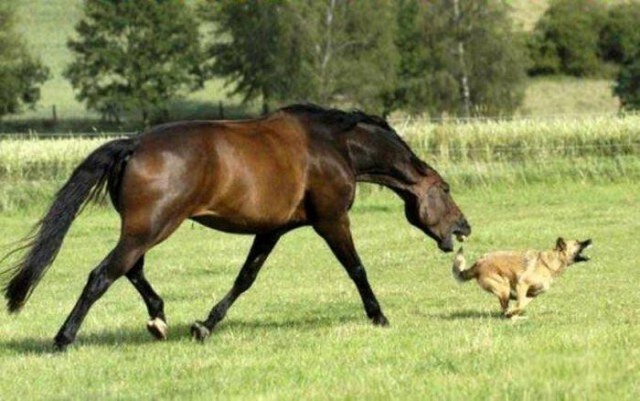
53,333 -> 72,352
190,321 -> 210,342
53,341 -> 68,353
372,315 -> 390,327
146,317 -> 168,340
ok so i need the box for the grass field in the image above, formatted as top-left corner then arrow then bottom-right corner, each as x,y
0,180 -> 638,400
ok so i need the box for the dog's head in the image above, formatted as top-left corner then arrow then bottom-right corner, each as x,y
555,237 -> 592,264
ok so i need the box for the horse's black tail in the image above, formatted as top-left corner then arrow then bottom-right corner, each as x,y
1,137 -> 138,313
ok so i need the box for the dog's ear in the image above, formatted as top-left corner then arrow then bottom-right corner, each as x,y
555,237 -> 566,251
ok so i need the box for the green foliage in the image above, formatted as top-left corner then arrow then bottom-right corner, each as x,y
389,0 -> 527,117
528,0 -> 607,76
200,0 -> 398,115
300,0 -> 399,114
64,0 -> 203,125
600,2 -> 640,64
199,0 -> 311,113
203,0 -> 524,117
606,3 -> 640,110
0,1 -> 49,119
615,58 -> 640,110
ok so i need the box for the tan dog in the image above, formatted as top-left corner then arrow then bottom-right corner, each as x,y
452,238 -> 592,318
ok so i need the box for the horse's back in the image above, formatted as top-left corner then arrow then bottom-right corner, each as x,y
118,116 -> 311,236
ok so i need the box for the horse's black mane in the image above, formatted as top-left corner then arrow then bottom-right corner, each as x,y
280,103 -> 429,175
280,103 -> 394,133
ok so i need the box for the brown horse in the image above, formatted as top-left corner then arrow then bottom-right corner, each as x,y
1,104 -> 470,350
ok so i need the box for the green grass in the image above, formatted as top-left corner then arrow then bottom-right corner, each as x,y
0,182 -> 638,400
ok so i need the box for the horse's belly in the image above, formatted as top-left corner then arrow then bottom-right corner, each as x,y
190,206 -> 306,234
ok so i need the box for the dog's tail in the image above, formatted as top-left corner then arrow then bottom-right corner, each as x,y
452,247 -> 477,282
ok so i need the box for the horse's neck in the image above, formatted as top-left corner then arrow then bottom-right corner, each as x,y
346,138 -> 415,194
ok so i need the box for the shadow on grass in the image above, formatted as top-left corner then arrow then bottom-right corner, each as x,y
436,309 -> 504,320
2,313 -> 362,354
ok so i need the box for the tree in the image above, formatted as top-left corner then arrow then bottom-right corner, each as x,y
528,0 -> 607,76
199,1 -> 311,114
200,0 -> 398,115
614,54 -> 640,110
0,2 -> 49,120
600,2 -> 640,65
297,0 -> 399,114
65,0 -> 203,125
606,2 -> 640,110
389,0 -> 527,117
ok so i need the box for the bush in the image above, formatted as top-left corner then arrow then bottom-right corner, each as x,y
390,0 -> 527,117
615,57 -> 640,110
528,0 -> 607,77
65,0 -> 203,125
0,2 -> 49,119
600,2 -> 640,64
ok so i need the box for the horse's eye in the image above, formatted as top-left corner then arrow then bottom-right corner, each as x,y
442,184 -> 450,194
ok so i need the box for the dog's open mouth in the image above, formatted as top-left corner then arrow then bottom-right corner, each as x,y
575,239 -> 592,262
456,233 -> 467,243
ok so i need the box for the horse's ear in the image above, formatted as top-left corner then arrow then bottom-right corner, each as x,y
555,237 -> 566,251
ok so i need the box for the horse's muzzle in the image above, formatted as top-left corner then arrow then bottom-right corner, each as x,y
453,218 -> 471,242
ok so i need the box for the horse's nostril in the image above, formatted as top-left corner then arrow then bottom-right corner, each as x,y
455,219 -> 471,235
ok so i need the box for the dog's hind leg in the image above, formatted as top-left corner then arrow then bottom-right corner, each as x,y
505,283 -> 533,318
482,279 -> 510,316
498,294 -> 510,315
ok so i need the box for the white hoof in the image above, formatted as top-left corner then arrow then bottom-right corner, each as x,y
146,317 -> 168,340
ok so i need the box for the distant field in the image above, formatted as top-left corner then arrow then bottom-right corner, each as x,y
7,0 -> 620,123
520,77 -> 620,116
509,0 -> 549,31
2,113 -> 638,210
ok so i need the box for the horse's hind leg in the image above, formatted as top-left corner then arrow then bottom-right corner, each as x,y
191,232 -> 281,342
126,256 -> 167,340
53,238 -> 145,351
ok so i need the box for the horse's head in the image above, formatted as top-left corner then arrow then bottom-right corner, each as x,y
402,166 -> 471,252
283,103 -> 471,252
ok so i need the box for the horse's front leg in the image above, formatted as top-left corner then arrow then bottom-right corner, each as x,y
314,215 -> 389,326
191,232 -> 281,342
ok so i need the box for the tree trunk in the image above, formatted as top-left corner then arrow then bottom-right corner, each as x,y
453,0 -> 471,118
141,109 -> 149,126
319,0 -> 337,103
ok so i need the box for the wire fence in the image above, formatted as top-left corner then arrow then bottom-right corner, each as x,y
1,111 -> 639,140
387,111 -> 640,127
